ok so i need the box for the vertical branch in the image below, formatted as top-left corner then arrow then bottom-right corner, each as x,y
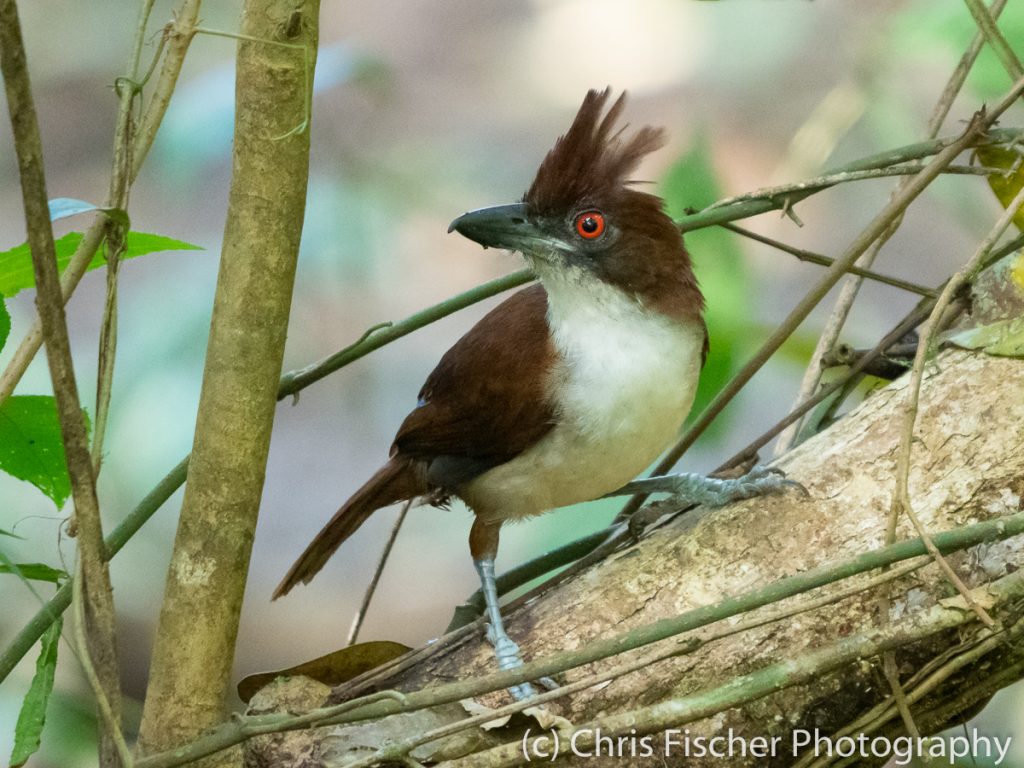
130,0 -> 201,178
92,0 -> 157,471
135,0 -> 320,761
0,2 -> 124,766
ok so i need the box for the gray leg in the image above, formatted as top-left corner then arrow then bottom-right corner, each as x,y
606,465 -> 805,508
474,557 -> 537,700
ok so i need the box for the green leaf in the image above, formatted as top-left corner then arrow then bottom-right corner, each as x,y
0,230 -> 202,297
0,562 -> 68,584
0,296 -> 9,353
948,317 -> 1024,358
9,616 -> 62,767
0,395 -> 86,507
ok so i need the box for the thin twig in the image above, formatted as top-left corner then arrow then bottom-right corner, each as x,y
676,127 -> 1024,233
963,0 -> 1024,81
278,271 -> 534,398
72,558 -> 134,767
0,225 -> 106,405
722,223 -> 936,297
346,500 -> 412,646
941,0 -> 1012,121
92,0 -> 157,473
704,163 -> 996,211
131,0 -> 201,177
882,652 -> 924,741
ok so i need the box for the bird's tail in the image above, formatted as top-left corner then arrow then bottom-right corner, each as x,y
273,456 -> 426,599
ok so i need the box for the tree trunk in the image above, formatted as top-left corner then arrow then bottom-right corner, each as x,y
246,348 -> 1024,768
136,2 -> 319,763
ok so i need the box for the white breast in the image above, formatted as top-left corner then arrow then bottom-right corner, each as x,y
462,266 -> 705,522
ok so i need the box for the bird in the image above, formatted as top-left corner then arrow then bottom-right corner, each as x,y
274,88 -> 794,699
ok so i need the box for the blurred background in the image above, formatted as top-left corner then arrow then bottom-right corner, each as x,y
1,0 -> 1023,764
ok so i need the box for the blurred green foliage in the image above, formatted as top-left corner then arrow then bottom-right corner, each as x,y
894,0 -> 1024,101
661,132 -> 750,436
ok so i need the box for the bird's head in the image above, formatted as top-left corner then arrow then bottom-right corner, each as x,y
450,88 -> 702,319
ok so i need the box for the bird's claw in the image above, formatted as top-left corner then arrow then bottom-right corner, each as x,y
485,624 -> 555,700
694,464 -> 807,506
536,676 -> 559,691
725,465 -> 808,500
623,465 -> 807,508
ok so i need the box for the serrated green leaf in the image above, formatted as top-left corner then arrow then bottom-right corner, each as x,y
948,317 -> 1024,357
47,198 -> 130,228
9,616 -> 62,767
0,395 -> 82,507
0,296 -> 9,353
0,562 -> 68,583
0,230 -> 202,298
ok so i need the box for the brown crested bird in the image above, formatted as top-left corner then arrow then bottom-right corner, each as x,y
275,89 -> 791,699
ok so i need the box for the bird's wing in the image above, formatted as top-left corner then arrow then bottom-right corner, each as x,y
392,283 -> 557,488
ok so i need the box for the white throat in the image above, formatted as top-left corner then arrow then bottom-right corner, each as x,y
461,262 -> 706,521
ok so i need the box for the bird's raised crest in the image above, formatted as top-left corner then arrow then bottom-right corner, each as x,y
524,88 -> 667,216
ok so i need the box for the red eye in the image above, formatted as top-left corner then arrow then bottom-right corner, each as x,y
574,211 -> 606,240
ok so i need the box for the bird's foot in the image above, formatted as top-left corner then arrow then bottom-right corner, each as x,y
486,625 -> 557,700
612,465 -> 806,509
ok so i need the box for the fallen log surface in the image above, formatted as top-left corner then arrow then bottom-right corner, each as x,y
246,349 -> 1024,768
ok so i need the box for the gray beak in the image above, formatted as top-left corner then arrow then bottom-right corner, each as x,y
448,203 -> 538,251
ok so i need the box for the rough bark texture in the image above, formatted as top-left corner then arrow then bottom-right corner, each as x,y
136,1 -> 319,763
247,349 -> 1024,767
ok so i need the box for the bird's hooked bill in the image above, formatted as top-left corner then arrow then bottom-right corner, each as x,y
448,202 -> 542,252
